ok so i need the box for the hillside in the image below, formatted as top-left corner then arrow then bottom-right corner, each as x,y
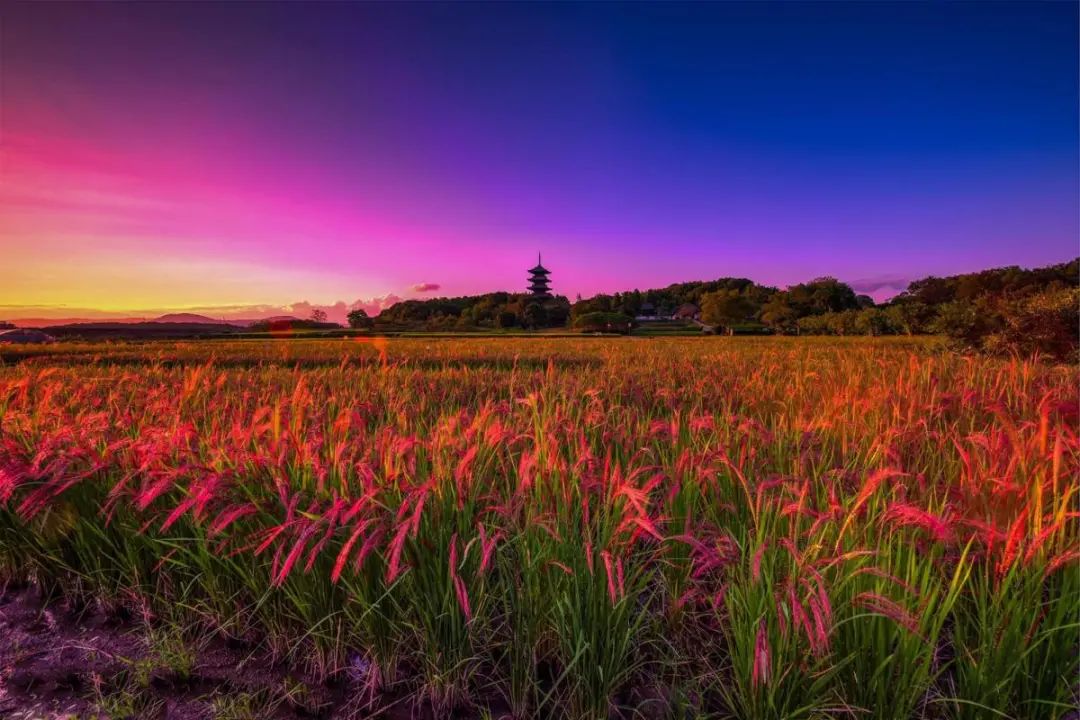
154,313 -> 236,325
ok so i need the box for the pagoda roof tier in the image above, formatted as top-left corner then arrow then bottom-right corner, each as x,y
528,265 -> 550,274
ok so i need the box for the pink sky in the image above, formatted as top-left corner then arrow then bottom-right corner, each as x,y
3,3 -> 1076,326
1,124 -> 633,324
4,129 -> 419,323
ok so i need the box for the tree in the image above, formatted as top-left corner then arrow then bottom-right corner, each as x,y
930,299 -> 994,347
788,277 -> 859,315
310,308 -> 328,323
347,308 -> 374,329
523,302 -> 547,330
897,259 -> 1079,308
700,289 -> 753,334
883,301 -> 932,335
759,294 -> 798,334
796,313 -> 831,335
933,289 -> 1078,362
545,298 -> 571,327
853,308 -> 892,336
986,287 -> 1078,362
495,311 -> 518,329
571,294 -> 615,321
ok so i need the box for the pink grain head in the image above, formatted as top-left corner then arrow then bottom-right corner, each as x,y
752,619 -> 771,689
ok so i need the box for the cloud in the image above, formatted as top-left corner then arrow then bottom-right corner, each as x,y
236,295 -> 405,324
0,295 -> 407,327
347,294 -> 403,319
846,275 -> 911,294
410,282 -> 441,293
845,275 -> 912,301
241,295 -> 405,324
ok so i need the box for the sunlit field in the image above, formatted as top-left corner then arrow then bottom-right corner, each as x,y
1,337 -> 1076,719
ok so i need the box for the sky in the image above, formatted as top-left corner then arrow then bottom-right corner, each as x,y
2,1 -> 1077,323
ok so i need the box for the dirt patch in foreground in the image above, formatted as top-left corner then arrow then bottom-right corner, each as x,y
0,583 -> 483,720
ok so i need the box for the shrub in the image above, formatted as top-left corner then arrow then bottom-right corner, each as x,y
572,311 -> 634,334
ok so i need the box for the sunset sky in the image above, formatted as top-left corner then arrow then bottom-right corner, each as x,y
2,2 -> 1077,323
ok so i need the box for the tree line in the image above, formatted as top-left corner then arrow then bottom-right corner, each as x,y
355,292 -> 571,332
350,258 -> 1077,359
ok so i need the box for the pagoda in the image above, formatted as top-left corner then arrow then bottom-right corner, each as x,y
527,254 -> 552,299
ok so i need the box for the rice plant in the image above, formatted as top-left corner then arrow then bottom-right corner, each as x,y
0,336 -> 1075,718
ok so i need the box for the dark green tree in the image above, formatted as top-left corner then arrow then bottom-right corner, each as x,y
495,311 -> 518,329
346,308 -> 374,329
759,294 -> 798,333
700,289 -> 753,333
523,302 -> 547,330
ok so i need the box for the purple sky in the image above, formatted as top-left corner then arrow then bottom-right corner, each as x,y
2,2 -> 1077,323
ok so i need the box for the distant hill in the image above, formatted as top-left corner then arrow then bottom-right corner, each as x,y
154,313 -> 236,325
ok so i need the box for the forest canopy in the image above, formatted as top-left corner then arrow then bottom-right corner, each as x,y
369,259 -> 1077,358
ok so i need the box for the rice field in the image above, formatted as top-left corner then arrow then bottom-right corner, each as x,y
0,337 -> 1076,719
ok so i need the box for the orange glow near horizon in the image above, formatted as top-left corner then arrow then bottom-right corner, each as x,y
3,2 -> 1077,325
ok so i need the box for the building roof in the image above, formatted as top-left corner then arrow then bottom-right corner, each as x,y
673,303 -> 700,318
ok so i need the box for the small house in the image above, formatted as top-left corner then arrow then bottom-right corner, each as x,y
635,301 -> 659,321
673,303 -> 700,321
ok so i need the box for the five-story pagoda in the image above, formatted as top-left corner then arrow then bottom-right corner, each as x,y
527,254 -> 552,299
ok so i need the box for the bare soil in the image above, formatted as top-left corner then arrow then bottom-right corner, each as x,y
0,582 -> 483,720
